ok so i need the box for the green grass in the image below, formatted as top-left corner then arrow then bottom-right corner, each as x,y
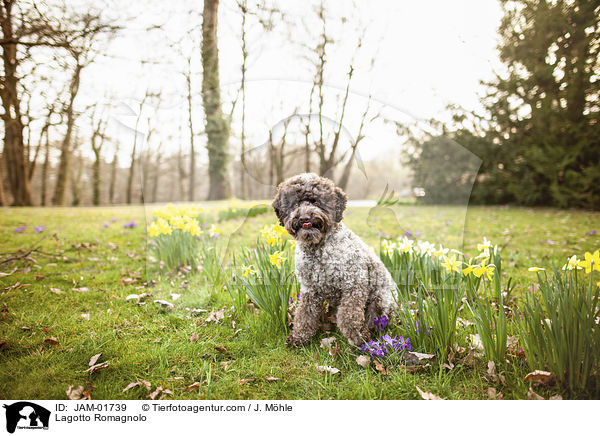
0,203 -> 598,399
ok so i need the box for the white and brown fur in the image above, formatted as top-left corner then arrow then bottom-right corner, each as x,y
272,173 -> 397,347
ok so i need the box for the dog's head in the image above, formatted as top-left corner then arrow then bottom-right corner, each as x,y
272,173 -> 347,245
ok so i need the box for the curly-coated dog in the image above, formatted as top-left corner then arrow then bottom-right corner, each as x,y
272,173 -> 397,347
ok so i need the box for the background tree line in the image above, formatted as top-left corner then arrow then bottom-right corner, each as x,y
404,0 -> 600,210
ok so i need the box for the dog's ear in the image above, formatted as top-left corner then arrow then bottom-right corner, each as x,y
333,186 -> 347,223
272,189 -> 285,226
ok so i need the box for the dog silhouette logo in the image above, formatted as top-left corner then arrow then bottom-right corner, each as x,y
3,402 -> 50,433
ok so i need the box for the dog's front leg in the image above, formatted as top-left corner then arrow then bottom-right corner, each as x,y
286,292 -> 323,347
336,289 -> 370,346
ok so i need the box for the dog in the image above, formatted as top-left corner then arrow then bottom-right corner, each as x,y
272,173 -> 397,346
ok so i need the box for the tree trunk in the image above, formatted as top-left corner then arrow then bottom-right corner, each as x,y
186,61 -> 196,202
92,149 -> 101,205
0,1 -> 32,206
238,0 -> 248,199
0,152 -> 6,206
40,128 -> 50,206
151,150 -> 161,203
201,0 -> 231,200
109,143 -> 119,204
53,64 -> 82,206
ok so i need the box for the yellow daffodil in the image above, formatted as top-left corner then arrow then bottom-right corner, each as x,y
473,264 -> 495,280
269,251 -> 286,268
462,263 -> 476,276
208,224 -> 221,238
289,240 -> 297,249
397,237 -> 414,254
273,224 -> 288,236
562,255 -> 582,271
242,265 -> 257,278
382,239 -> 398,256
528,267 -> 546,272
477,237 -> 492,252
441,256 -> 462,274
578,250 -> 600,274
434,245 -> 449,257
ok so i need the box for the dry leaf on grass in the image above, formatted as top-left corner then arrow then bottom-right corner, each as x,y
43,337 -> 59,345
374,360 -> 386,375
86,361 -> 109,374
239,378 -> 255,385
154,300 -> 174,310
49,287 -> 64,295
329,346 -> 342,357
266,377 -> 280,382
123,380 -> 152,393
487,387 -> 503,400
66,385 -> 92,400
80,313 -> 89,321
457,317 -> 474,327
72,287 -> 91,292
468,334 -> 485,356
527,387 -> 545,400
524,370 -> 555,385
147,386 -> 163,400
320,337 -> 336,348
356,355 -> 370,368
401,364 -> 431,373
189,333 -> 199,343
315,364 -> 341,375
549,395 -> 563,400
184,382 -> 202,391
88,353 -> 102,367
416,385 -> 444,400
205,307 -> 226,323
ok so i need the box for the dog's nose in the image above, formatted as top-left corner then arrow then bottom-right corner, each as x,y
299,215 -> 311,223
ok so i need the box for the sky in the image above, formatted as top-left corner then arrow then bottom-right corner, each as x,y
69,0 -> 505,165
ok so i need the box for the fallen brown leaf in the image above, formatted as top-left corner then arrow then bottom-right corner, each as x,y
374,360 -> 386,374
416,385 -> 444,400
88,353 -> 102,367
356,355 -> 370,368
265,377 -> 280,382
205,307 -> 226,323
239,378 -> 255,384
329,346 -> 342,357
66,385 -> 89,400
85,361 -> 109,374
527,387 -> 544,400
524,370 -> 555,385
184,381 -> 201,391
214,346 -> 230,355
320,337 -> 336,348
189,333 -> 199,343
147,386 -> 163,400
44,337 -> 59,345
487,387 -> 503,400
315,364 -> 341,375
49,288 -> 65,295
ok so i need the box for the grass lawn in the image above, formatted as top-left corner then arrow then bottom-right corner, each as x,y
0,203 -> 598,400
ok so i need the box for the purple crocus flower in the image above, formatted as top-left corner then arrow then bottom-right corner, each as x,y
405,230 -> 412,237
590,230 -> 597,236
124,221 -> 137,228
288,296 -> 294,305
103,222 -> 109,228
34,225 -> 47,233
14,226 -> 26,233
373,316 -> 388,332
111,218 -> 117,222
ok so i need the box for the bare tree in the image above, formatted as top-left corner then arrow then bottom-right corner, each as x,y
108,141 -> 119,204
184,57 -> 197,202
89,105 -> 109,205
52,9 -> 118,205
126,91 -> 149,204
